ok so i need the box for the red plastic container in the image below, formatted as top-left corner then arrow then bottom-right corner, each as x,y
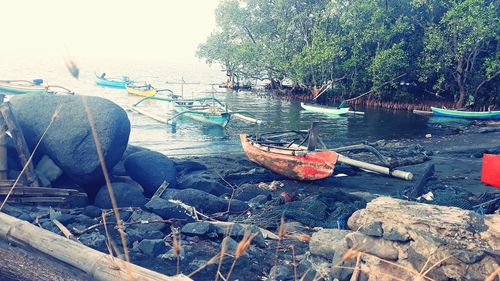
481,154 -> 500,187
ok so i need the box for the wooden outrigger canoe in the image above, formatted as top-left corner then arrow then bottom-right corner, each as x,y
0,80 -> 48,94
95,73 -> 131,89
430,107 -> 500,120
126,83 -> 157,97
240,134 -> 338,180
300,102 -> 350,115
240,124 -> 413,181
172,98 -> 231,127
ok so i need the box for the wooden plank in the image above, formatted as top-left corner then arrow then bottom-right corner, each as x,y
0,186 -> 80,195
0,94 -> 7,180
0,212 -> 191,281
4,197 -> 67,203
0,102 -> 40,186
151,181 -> 169,200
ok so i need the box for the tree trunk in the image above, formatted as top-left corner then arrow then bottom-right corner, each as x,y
456,82 -> 466,108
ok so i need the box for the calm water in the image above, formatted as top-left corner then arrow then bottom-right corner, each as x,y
0,56 -> 435,157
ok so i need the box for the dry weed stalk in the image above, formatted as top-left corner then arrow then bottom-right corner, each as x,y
171,227 -> 182,275
226,230 -> 257,281
291,245 -> 298,281
485,266 -> 500,281
274,215 -> 288,268
187,254 -> 220,278
215,226 -> 232,281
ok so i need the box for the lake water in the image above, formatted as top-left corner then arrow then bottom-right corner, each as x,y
0,56 -> 437,157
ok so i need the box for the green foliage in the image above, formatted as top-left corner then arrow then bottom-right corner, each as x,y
198,0 -> 499,107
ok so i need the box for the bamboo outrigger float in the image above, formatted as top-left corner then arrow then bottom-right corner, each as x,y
130,96 -> 262,127
240,123 -> 413,181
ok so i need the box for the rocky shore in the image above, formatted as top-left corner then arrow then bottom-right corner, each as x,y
1,95 -> 498,280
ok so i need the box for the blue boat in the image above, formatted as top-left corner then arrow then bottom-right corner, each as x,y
95,73 -> 132,89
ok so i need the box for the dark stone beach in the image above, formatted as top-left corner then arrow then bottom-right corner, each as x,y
1,95 -> 499,281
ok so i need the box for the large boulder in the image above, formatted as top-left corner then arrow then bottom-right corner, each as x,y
10,95 -> 130,187
94,182 -> 147,209
124,150 -> 177,196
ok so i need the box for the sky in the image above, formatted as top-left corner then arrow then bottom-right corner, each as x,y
0,0 -> 220,64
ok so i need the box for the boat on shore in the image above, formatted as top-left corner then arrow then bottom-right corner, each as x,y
125,83 -> 157,97
0,80 -> 48,94
431,107 -> 500,120
240,125 -> 412,181
95,73 -> 131,89
240,133 -> 338,180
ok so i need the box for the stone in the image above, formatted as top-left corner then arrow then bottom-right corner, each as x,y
345,232 -> 399,260
137,239 -> 167,257
309,229 -> 350,260
268,265 -> 293,281
124,150 -> 177,196
10,95 -> 130,187
161,188 -> 248,215
111,145 -> 150,176
220,236 -> 238,255
233,183 -> 272,201
177,174 -> 229,196
248,194 -> 270,208
145,198 -> 195,221
17,213 -> 34,223
94,182 -> 147,209
79,232 -> 106,249
35,155 -> 63,183
127,210 -> 166,232
83,205 -> 102,218
361,221 -> 383,237
174,160 -> 207,175
181,222 -> 214,236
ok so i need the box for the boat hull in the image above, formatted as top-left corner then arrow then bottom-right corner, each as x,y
173,105 -> 230,127
240,134 -> 338,180
125,85 -> 157,97
431,107 -> 500,120
0,81 -> 47,94
95,75 -> 130,89
300,102 -> 350,115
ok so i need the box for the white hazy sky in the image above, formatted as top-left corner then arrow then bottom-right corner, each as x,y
0,0 -> 220,63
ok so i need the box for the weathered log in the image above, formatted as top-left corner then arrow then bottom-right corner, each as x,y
0,94 -> 6,180
0,212 -> 191,281
406,163 -> 434,200
0,239 -> 90,281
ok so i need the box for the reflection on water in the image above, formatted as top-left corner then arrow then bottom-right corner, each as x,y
0,57 -> 435,157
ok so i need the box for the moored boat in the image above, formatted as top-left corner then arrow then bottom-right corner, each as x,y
240,133 -> 338,180
0,80 -> 48,94
430,107 -> 500,120
95,73 -> 131,89
125,83 -> 157,97
172,98 -> 230,127
300,102 -> 350,115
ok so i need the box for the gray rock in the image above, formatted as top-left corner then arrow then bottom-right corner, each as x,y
220,236 -> 238,255
17,213 -> 34,223
161,188 -> 248,215
112,145 -> 150,176
10,95 -> 130,187
126,229 -> 164,244
137,239 -> 167,257
128,210 -> 166,232
248,194 -> 270,208
268,265 -> 293,281
309,229 -> 350,260
361,221 -> 383,237
177,174 -> 229,196
234,183 -> 271,201
79,232 -> 106,249
94,182 -> 147,209
181,222 -> 214,236
83,205 -> 102,218
35,155 -> 63,183
145,198 -> 195,221
124,150 -> 177,196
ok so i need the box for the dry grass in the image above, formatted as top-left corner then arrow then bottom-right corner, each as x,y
171,226 -> 182,275
485,266 -> 500,281
226,230 -> 257,281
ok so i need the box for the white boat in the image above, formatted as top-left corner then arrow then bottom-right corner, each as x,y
300,102 -> 350,115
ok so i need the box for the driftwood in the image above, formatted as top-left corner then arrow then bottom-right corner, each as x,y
406,163 -> 434,200
0,95 -> 6,180
0,212 -> 191,281
0,239 -> 91,281
0,102 -> 39,186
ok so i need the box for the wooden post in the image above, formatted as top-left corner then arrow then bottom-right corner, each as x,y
0,102 -> 40,187
0,212 -> 191,281
307,122 -> 319,151
0,94 -> 7,180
